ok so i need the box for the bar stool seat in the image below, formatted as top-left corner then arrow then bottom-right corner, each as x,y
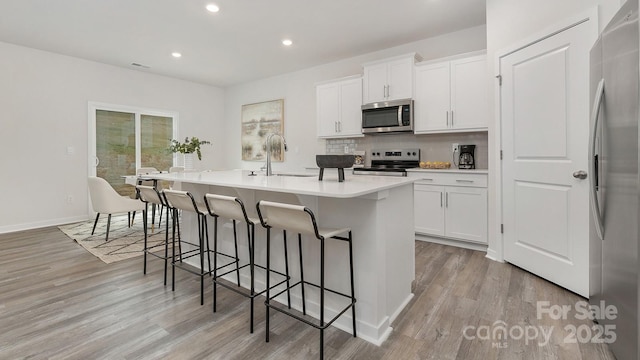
163,189 -> 231,305
204,193 -> 291,333
136,185 -> 172,285
256,200 -> 357,360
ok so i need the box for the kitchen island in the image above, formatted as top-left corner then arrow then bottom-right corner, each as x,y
148,169 -> 415,345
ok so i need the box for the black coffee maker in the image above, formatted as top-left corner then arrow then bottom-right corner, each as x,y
458,145 -> 476,169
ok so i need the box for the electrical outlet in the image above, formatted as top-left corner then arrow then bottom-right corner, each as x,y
452,143 -> 459,153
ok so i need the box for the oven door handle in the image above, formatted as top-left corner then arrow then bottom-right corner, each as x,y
352,169 -> 407,177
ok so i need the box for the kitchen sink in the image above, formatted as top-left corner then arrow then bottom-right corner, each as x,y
273,173 -> 316,177
248,171 -> 316,177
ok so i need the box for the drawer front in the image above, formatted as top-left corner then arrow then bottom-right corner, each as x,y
412,172 -> 487,188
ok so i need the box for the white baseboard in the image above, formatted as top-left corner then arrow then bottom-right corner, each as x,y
389,293 -> 414,324
415,233 -> 488,252
485,248 -> 503,262
0,215 -> 90,235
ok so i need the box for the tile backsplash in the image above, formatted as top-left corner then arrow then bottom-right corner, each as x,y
325,132 -> 488,169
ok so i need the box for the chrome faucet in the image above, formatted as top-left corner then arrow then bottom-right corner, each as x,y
265,133 -> 288,176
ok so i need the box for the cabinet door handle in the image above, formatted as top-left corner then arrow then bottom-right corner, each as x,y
451,110 -> 454,127
455,179 -> 474,183
421,178 -> 434,181
440,192 -> 443,207
335,121 -> 338,132
338,121 -> 342,132
445,192 -> 448,207
446,111 -> 449,127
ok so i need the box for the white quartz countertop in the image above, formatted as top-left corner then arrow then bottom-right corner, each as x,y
146,169 -> 415,198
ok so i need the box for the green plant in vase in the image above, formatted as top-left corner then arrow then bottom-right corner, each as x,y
168,137 -> 211,160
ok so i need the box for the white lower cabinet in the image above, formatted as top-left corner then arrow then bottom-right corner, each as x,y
414,184 -> 445,236
443,186 -> 487,243
413,172 -> 487,244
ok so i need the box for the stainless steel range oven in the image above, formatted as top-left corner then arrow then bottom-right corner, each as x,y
353,148 -> 420,176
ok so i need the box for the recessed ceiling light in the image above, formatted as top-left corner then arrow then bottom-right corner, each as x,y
206,4 -> 220,12
171,52 -> 182,58
282,39 -> 293,46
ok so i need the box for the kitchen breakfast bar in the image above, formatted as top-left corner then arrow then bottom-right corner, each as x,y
149,169 -> 415,345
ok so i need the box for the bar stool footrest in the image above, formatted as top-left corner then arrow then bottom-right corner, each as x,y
266,280 -> 356,330
214,263 -> 291,299
173,250 -> 239,277
145,244 -> 171,261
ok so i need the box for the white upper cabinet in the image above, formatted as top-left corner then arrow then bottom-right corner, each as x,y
414,54 -> 489,133
363,54 -> 419,104
450,56 -> 489,130
316,76 -> 364,138
362,63 -> 388,103
414,62 -> 451,132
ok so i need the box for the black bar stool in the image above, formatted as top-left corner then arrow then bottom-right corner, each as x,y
203,193 -> 291,333
163,189 -> 218,305
136,185 -> 172,285
136,167 -> 163,228
256,200 -> 357,360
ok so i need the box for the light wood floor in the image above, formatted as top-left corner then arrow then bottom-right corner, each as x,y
0,226 -> 616,360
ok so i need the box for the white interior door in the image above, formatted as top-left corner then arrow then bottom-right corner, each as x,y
500,16 -> 596,297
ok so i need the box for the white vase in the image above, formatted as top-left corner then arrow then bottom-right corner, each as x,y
183,153 -> 194,171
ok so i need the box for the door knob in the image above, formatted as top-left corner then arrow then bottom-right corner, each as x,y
573,170 -> 587,179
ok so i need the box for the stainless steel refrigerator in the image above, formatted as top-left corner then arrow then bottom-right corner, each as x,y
589,1 -> 639,359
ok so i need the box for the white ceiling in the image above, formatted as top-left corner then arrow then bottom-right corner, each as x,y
0,0 -> 486,87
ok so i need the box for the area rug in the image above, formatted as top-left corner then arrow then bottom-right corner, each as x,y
59,214 -> 170,264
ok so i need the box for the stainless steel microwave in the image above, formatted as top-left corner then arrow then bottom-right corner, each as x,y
361,98 -> 414,134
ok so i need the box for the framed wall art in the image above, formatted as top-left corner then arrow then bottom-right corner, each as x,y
241,99 -> 285,161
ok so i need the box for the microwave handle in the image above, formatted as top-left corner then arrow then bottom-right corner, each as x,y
398,106 -> 403,126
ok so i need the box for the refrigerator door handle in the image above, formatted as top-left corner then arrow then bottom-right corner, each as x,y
589,78 -> 605,240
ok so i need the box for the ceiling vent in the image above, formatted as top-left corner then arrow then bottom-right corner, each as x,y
130,62 -> 150,69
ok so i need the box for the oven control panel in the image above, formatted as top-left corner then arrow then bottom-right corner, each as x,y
370,148 -> 420,161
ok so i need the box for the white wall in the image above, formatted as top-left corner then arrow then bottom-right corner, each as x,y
485,0 -> 622,260
223,25 -> 487,172
0,23 -> 487,233
0,41 -> 225,233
